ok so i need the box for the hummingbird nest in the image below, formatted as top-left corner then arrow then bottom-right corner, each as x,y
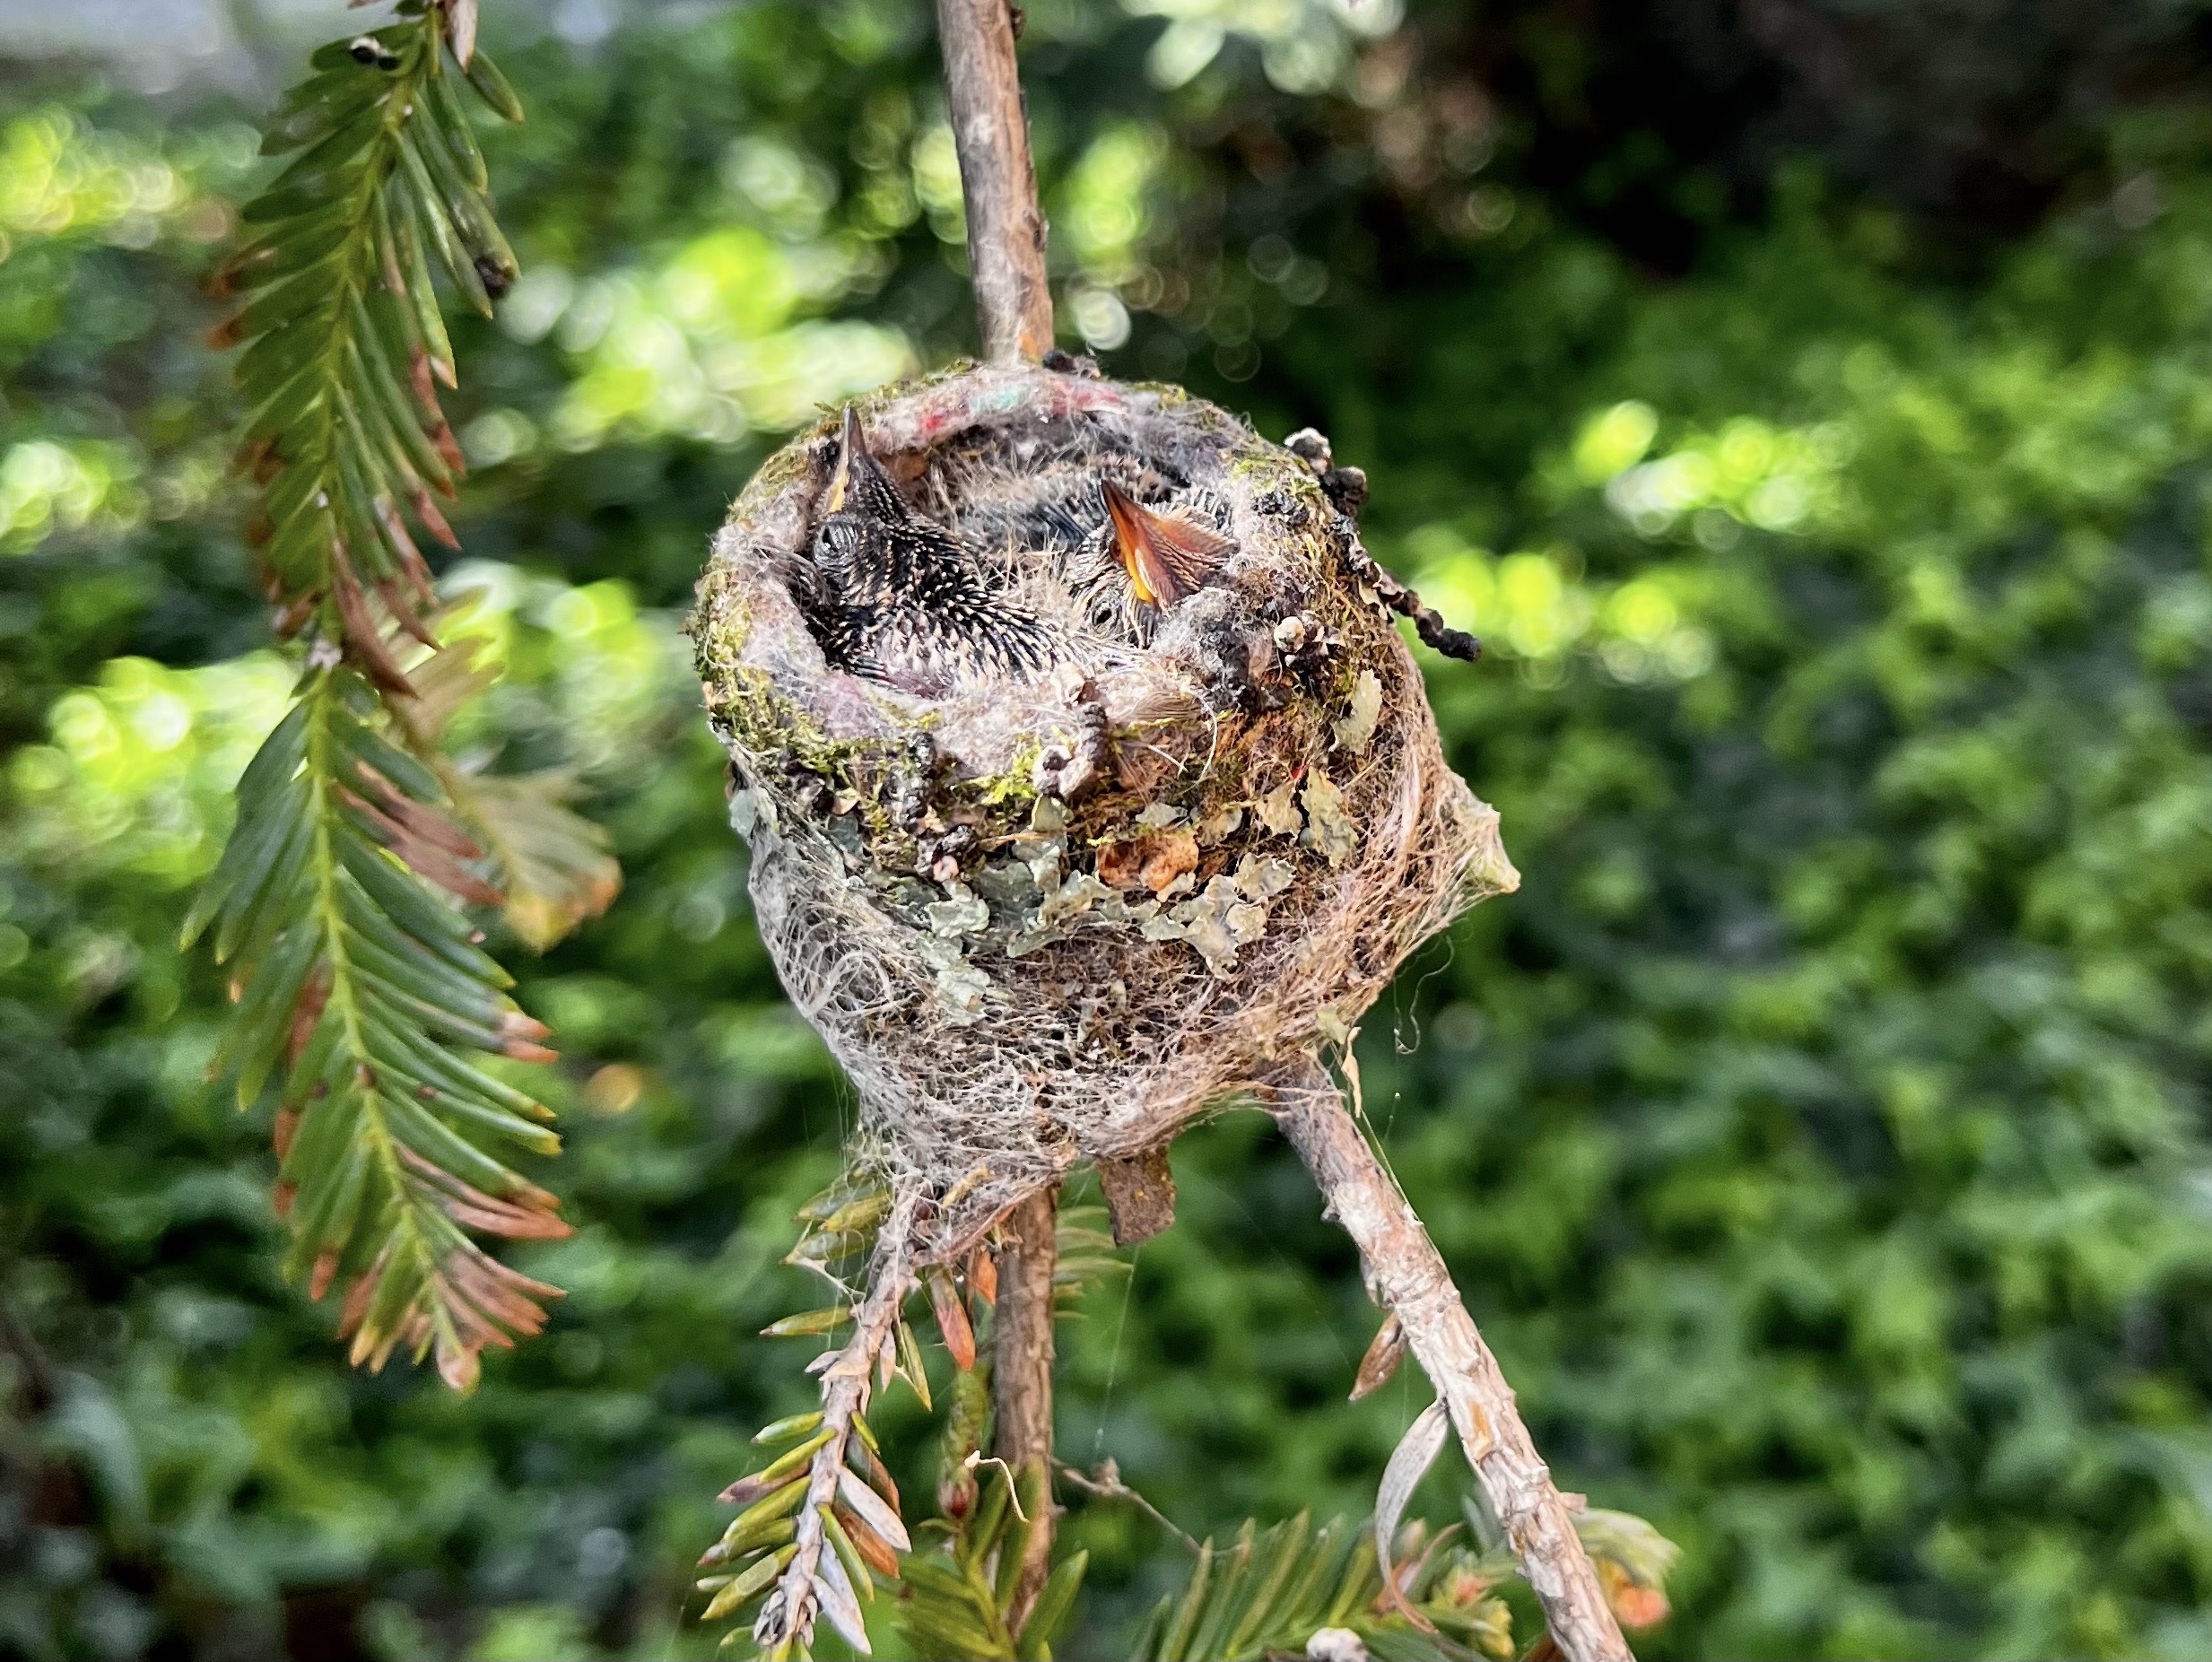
692,361 -> 1516,1254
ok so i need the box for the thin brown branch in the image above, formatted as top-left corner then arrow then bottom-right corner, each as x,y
1268,1058 -> 1633,1662
991,1184 -> 1058,1630
933,0 -> 1054,362
1055,1456 -> 1199,1553
931,1 -> 1064,1624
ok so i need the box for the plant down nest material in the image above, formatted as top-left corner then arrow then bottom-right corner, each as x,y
692,361 -> 1516,1255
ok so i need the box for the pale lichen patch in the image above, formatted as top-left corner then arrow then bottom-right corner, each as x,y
1301,771 -> 1357,867
1334,668 -> 1383,755
1255,777 -> 1303,838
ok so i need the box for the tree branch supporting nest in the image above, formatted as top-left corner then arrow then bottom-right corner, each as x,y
1270,1059 -> 1633,1662
991,1185 -> 1059,1629
779,11 -> 1602,1660
933,0 -> 1054,364
932,0 -> 1066,1623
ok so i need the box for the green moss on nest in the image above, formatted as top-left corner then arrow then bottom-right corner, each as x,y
961,744 -> 1045,810
1227,448 -> 1328,501
690,601 -> 753,678
739,444 -> 817,500
705,666 -> 865,777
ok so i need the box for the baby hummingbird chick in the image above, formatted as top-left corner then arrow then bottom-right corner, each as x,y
1081,479 -> 1235,642
810,407 -> 1058,692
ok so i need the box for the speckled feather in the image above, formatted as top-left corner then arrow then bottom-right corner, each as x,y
926,437 -> 1232,646
808,429 -> 1061,689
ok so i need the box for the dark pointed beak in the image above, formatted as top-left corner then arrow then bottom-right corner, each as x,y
824,405 -> 865,514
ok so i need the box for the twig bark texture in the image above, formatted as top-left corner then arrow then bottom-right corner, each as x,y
932,0 -> 1064,1624
1273,1060 -> 1633,1662
933,0 -> 1055,363
923,11 -> 1617,1657
991,1185 -> 1059,1628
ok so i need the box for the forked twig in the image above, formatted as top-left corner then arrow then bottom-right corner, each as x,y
1269,1057 -> 1632,1662
1055,1456 -> 1201,1553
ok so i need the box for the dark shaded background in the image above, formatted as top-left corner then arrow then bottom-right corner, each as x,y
11,0 -> 2212,1656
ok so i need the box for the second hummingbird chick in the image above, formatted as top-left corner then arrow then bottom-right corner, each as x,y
1073,479 -> 1236,644
808,408 -> 1060,693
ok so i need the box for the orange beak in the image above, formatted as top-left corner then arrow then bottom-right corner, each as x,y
1102,480 -> 1188,609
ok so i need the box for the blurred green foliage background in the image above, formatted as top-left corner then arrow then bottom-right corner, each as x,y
12,0 -> 2212,1656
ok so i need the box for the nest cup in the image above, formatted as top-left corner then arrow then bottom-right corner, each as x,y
692,361 -> 1517,1251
